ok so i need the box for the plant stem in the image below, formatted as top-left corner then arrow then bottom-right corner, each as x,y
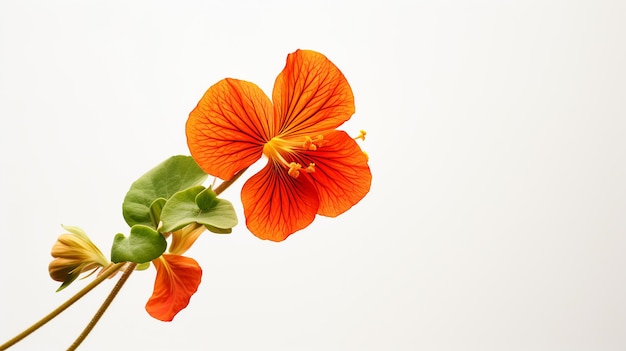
0,262 -> 125,351
2,167 -> 248,350
213,167 -> 249,196
67,262 -> 137,351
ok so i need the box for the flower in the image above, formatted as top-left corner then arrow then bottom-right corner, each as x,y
186,49 -> 372,241
145,223 -> 204,321
48,225 -> 110,291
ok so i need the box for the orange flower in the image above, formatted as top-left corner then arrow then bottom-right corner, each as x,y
145,223 -> 204,321
186,50 -> 371,241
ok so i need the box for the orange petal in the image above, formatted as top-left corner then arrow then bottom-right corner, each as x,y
272,50 -> 355,137
186,78 -> 273,180
241,162 -> 319,241
146,254 -> 202,322
297,130 -> 371,217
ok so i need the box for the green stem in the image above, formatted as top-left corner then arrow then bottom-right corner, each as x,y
2,166 -> 249,350
213,167 -> 249,196
0,262 -> 125,351
67,262 -> 137,351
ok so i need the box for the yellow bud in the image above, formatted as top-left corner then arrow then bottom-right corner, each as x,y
168,223 -> 206,256
48,225 -> 110,291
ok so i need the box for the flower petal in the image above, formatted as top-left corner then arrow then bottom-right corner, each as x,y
186,78 -> 273,180
272,50 -> 355,137
146,254 -> 202,322
297,130 -> 371,217
241,162 -> 319,241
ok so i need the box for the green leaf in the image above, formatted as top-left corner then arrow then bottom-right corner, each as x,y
160,186 -> 238,233
111,225 -> 167,264
56,271 -> 82,292
195,186 -> 217,211
205,225 -> 232,234
149,198 -> 167,229
122,155 -> 208,228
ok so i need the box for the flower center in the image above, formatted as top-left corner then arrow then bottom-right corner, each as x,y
262,135 -> 323,178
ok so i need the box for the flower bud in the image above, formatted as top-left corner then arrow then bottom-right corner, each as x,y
48,225 -> 110,291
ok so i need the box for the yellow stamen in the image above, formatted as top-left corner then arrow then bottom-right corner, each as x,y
264,136 -> 323,178
363,151 -> 369,161
303,136 -> 315,151
354,130 -> 367,141
303,135 -> 324,151
288,162 -> 302,178
263,139 -> 290,166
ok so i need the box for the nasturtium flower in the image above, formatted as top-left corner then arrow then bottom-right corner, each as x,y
48,225 -> 110,291
186,49 -> 372,241
145,223 -> 204,321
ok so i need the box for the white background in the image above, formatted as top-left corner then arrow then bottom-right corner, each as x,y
1,1 -> 625,350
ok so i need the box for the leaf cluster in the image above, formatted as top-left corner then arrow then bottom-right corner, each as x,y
111,156 -> 237,264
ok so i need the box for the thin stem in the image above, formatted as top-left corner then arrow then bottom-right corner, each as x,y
213,167 -> 249,196
2,166 -> 249,350
0,262 -> 125,351
67,262 -> 137,351
62,167 -> 246,349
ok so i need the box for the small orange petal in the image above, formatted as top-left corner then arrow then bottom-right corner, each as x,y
146,254 -> 202,322
241,163 -> 319,241
272,50 -> 355,137
187,78 -> 273,180
297,130 -> 371,217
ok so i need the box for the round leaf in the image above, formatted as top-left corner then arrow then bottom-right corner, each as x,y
111,225 -> 167,264
122,155 -> 208,228
160,186 -> 238,233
